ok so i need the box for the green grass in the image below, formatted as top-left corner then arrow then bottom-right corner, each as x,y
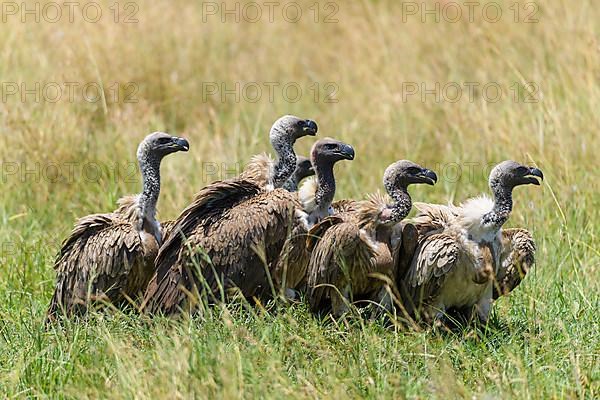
0,0 -> 599,398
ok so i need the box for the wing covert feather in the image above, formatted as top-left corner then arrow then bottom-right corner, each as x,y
403,232 -> 460,305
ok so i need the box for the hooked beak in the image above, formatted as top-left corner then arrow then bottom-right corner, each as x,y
418,169 -> 438,185
525,167 -> 543,185
338,143 -> 355,160
303,120 -> 318,136
172,137 -> 190,152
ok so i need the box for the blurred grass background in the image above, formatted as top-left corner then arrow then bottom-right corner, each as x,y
0,0 -> 598,398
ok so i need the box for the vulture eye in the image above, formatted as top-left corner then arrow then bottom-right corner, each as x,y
296,120 -> 305,127
324,143 -> 338,150
157,137 -> 172,145
407,167 -> 421,175
516,166 -> 528,175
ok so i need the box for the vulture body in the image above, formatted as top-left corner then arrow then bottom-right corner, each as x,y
400,161 -> 543,324
141,116 -> 320,315
46,133 -> 189,320
398,223 -> 536,301
272,139 -> 356,296
306,161 -> 438,317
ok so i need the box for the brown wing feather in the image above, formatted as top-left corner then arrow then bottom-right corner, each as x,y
410,203 -> 458,235
306,215 -> 345,252
143,185 -> 299,314
331,199 -> 359,214
155,180 -> 262,279
493,228 -> 535,299
273,199 -> 374,293
273,220 -> 310,292
143,179 -> 263,314
400,232 -> 459,315
306,218 -> 376,313
143,155 -> 275,314
47,213 -> 147,319
160,220 -> 176,240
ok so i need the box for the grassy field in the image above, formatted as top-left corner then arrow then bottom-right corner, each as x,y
0,0 -> 598,398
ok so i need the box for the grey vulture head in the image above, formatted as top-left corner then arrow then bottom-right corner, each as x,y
383,160 -> 438,191
311,137 -> 355,164
308,138 -> 355,216
135,132 -> 189,228
489,160 -> 543,191
270,115 -> 318,150
379,160 -> 437,225
269,115 -> 318,188
137,132 -> 190,160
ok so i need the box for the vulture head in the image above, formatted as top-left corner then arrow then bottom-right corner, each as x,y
295,155 -> 315,180
311,137 -> 355,165
481,160 -> 543,228
269,115 -> 318,188
383,160 -> 438,192
380,160 -> 437,225
137,132 -> 190,161
300,138 -> 354,224
489,160 -> 544,191
270,115 -> 318,148
135,132 -> 190,234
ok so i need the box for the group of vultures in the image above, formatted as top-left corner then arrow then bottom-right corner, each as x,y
46,115 -> 543,328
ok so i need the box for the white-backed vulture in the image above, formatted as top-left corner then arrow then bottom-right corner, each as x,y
141,117 -> 325,315
272,140 -> 356,296
306,161 -> 438,317
397,229 -> 537,302
400,160 -> 543,324
397,225 -> 536,301
283,155 -> 315,192
46,132 -> 189,320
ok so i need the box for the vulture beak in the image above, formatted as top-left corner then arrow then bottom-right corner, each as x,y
338,144 -> 355,160
303,120 -> 318,136
173,137 -> 190,152
525,167 -> 543,185
418,169 -> 438,185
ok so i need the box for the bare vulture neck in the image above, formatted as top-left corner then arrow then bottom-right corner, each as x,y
314,162 -> 336,215
138,151 -> 162,228
270,132 -> 297,188
385,186 -> 412,223
282,171 -> 301,192
482,181 -> 513,229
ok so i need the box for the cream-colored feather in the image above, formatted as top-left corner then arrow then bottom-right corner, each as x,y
298,177 -> 318,214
